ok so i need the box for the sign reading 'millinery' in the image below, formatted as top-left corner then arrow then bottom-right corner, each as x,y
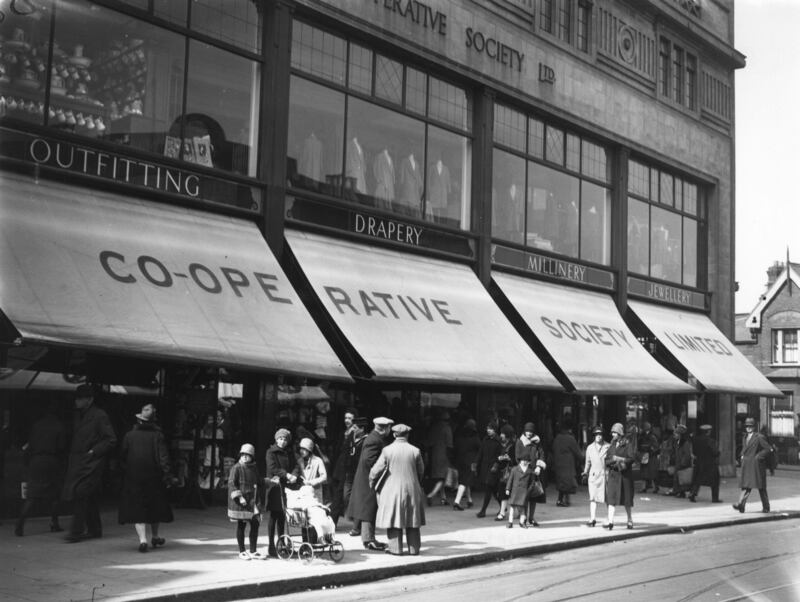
492,244 -> 616,290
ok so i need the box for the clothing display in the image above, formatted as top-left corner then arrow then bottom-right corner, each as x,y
299,133 -> 323,181
346,137 -> 367,193
373,149 -> 395,210
427,159 -> 451,210
398,154 -> 423,215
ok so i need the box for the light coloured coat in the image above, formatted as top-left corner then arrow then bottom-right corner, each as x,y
297,453 -> 327,504
369,437 -> 426,529
583,439 -> 610,503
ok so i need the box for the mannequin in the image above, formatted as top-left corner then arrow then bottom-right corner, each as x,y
346,136 -> 367,193
372,148 -> 395,210
299,132 -> 323,182
426,158 -> 451,221
399,152 -> 423,217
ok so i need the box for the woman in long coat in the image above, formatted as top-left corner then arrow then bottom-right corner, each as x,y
637,422 -> 660,493
604,422 -> 638,530
734,417 -> 772,513
667,425 -> 693,497
474,423 -> 502,518
264,428 -> 299,556
551,420 -> 581,507
581,426 -> 609,527
424,411 -> 453,505
369,424 -> 425,556
118,404 -> 173,552
493,424 -> 516,521
452,419 -> 480,510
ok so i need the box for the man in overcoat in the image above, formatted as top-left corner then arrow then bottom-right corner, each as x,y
346,416 -> 393,550
62,384 -> 117,543
733,417 -> 771,513
689,424 -> 721,503
369,423 -> 425,555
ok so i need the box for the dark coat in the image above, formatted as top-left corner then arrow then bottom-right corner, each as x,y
453,428 -> 480,487
739,432 -> 771,490
346,429 -> 386,523
25,413 -> 67,499
605,435 -> 637,507
264,444 -> 299,512
426,420 -> 453,480
526,442 -> 547,503
637,429 -> 660,481
475,434 -> 502,487
227,460 -> 261,521
506,464 -> 536,506
118,422 -> 173,524
692,433 -> 720,486
551,431 -> 581,494
62,404 -> 116,502
344,435 -> 366,483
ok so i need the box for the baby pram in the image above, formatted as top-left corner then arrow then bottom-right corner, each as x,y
276,485 -> 344,563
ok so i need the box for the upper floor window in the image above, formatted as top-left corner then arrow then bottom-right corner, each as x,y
538,0 -> 591,54
627,159 -> 704,287
492,103 -> 612,265
658,36 -> 697,111
287,20 -> 472,230
772,329 -> 799,364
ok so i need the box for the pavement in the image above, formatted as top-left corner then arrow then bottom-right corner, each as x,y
3,468 -> 800,602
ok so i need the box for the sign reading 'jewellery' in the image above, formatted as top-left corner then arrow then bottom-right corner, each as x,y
491,244 -> 615,290
627,276 -> 708,310
0,128 -> 260,211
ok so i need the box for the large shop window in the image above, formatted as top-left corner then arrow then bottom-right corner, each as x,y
287,20 -> 472,230
626,159 -> 704,287
0,1 -> 260,178
492,104 -> 611,265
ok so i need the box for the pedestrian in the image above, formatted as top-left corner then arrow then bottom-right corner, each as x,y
452,418 -> 480,511
504,453 -> 536,528
666,424 -> 693,498
424,410 -> 453,506
62,384 -> 117,543
228,443 -> 263,560
733,417 -> 771,514
524,429 -> 547,527
344,417 -> 369,536
551,418 -> 581,507
474,423 -> 502,518
264,428 -> 299,557
581,425 -> 609,527
689,424 -> 721,503
604,422 -> 637,530
329,409 -> 357,527
514,422 -> 537,464
637,421 -> 660,493
118,403 -> 174,553
347,416 -> 393,551
15,401 -> 67,536
493,424 -> 516,522
369,423 -> 426,555
297,437 -> 327,504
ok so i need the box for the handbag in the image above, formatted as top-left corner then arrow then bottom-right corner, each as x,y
500,464 -> 512,484
640,452 -> 650,465
527,478 -> 544,500
677,466 -> 694,487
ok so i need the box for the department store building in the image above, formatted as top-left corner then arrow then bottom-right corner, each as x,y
0,0 -> 779,512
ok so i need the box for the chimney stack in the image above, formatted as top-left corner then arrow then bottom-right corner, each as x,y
766,261 -> 783,287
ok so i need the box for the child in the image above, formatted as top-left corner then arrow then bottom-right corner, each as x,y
297,437 -> 327,504
228,443 -> 263,560
505,453 -> 535,528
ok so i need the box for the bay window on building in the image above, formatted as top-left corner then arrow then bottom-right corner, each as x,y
772,329 -> 799,364
626,158 -> 703,287
287,20 -> 472,230
492,103 -> 612,265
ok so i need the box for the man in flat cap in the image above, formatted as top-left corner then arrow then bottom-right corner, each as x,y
62,384 -> 117,543
346,417 -> 393,550
733,417 -> 771,513
688,424 -> 721,503
370,424 -> 425,555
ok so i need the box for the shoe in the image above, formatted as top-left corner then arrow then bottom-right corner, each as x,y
139,543 -> 149,553
364,541 -> 385,551
665,490 -> 676,496
466,501 -> 474,508
688,495 -> 696,503
64,534 -> 83,543
519,521 -> 528,529
453,503 -> 464,511
586,520 -> 596,527
506,523 -> 512,529
529,520 -> 539,527
676,492 -> 686,499
762,508 -> 771,513
494,514 -> 505,521
712,499 -> 723,504
49,522 -> 63,533
348,529 -> 361,537
151,537 -> 165,548
732,503 -> 745,514
267,547 -> 277,558
439,498 -> 448,506
556,501 -> 565,507
250,551 -> 265,560
627,522 -> 633,530
603,523 -> 613,530
476,511 -> 486,518
239,551 -> 251,560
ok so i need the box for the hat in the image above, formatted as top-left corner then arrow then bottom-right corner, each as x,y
464,419 -> 477,432
75,384 -> 95,398
135,404 -> 155,423
299,438 -> 315,453
275,428 -> 291,441
699,424 -> 713,431
523,422 -> 535,433
353,417 -> 369,428
642,422 -> 652,431
392,423 -> 411,436
517,452 -> 532,462
239,443 -> 255,457
592,426 -> 604,435
500,424 -> 515,437
675,424 -> 687,434
373,417 -> 394,427
610,423 -> 624,436
744,417 -> 756,426
486,422 -> 498,432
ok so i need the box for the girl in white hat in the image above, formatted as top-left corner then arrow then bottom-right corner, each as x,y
297,437 -> 328,504
227,443 -> 263,559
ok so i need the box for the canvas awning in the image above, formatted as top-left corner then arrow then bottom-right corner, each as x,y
628,300 -> 782,397
0,172 -> 349,380
285,230 -> 562,388
493,273 -> 695,394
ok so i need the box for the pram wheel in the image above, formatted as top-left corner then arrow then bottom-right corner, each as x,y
276,535 -> 293,560
328,540 -> 345,563
298,542 -> 314,564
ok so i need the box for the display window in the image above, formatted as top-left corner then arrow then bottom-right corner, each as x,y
492,102 -> 612,265
287,19 -> 472,230
0,0 -> 260,178
626,158 -> 704,287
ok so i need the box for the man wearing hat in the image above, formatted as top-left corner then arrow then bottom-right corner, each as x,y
688,424 -> 721,503
733,417 -> 772,513
342,417 -> 369,536
346,417 -> 393,550
369,424 -> 426,555
330,409 -> 358,528
62,384 -> 117,543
